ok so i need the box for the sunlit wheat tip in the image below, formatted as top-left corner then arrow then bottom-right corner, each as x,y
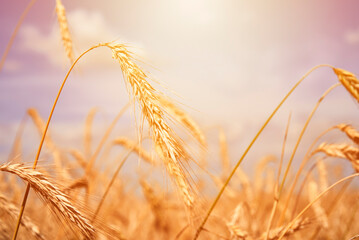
335,124 -> 359,145
333,68 -> 359,103
56,0 -> 75,63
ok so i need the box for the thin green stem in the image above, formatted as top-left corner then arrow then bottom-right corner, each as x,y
193,64 -> 333,240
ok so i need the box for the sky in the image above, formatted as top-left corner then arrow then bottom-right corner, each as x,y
1,0 -> 359,176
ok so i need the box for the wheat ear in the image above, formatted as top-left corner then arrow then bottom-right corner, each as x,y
333,68 -> 359,103
312,142 -> 359,172
55,0 -> 75,63
0,163 -> 95,239
335,124 -> 359,145
102,42 -> 194,207
0,194 -> 45,240
113,137 -> 155,165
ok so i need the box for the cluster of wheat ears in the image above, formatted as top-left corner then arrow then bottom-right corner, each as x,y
1,1 -> 359,239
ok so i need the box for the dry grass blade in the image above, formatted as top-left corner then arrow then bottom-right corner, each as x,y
0,194 -> 45,240
335,124 -> 359,145
55,0 -> 75,64
113,137 -> 155,165
333,68 -> 359,103
312,143 -> 359,172
0,163 -> 95,239
102,42 -> 194,207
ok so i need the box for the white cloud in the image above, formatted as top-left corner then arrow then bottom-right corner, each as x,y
2,59 -> 22,73
19,9 -> 144,69
345,28 -> 359,45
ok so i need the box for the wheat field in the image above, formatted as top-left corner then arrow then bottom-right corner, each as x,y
1,1 -> 359,240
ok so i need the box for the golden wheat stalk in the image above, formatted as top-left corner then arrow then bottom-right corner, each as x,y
312,142 -> 359,172
101,42 -> 194,207
55,0 -> 75,64
333,68 -> 359,103
0,194 -> 45,240
335,124 -> 359,145
0,0 -> 37,72
0,163 -> 95,239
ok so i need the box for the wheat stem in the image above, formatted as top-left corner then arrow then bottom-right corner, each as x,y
13,44 -> 102,240
277,173 -> 359,240
265,113 -> 291,240
277,83 -> 340,224
92,149 -> 133,222
0,0 -> 37,72
193,64 -> 333,240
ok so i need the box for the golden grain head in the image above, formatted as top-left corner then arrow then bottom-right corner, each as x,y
99,42 -> 195,207
0,163 -> 95,239
333,68 -> 359,103
55,0 -> 75,63
335,123 -> 359,145
0,194 -> 45,240
113,137 -> 156,165
313,142 -> 359,172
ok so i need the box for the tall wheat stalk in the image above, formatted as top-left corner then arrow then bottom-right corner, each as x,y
14,41 -> 199,237
193,64 -> 333,239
